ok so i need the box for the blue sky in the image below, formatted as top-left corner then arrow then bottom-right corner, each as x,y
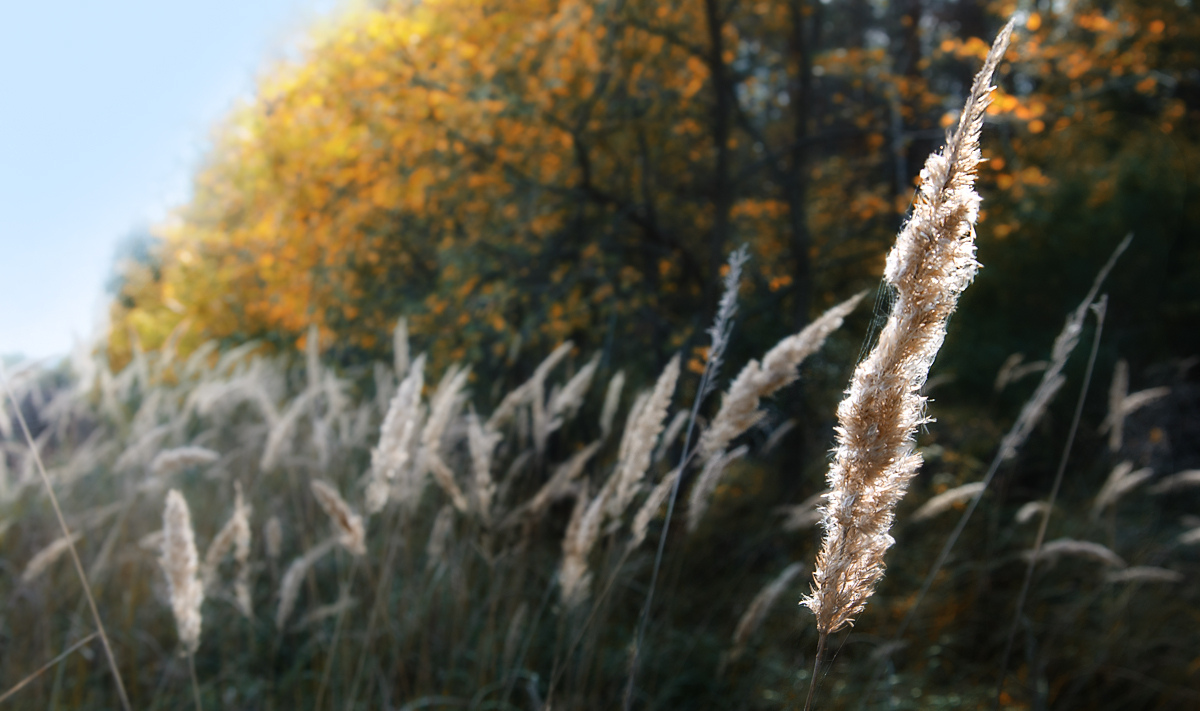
0,0 -> 340,362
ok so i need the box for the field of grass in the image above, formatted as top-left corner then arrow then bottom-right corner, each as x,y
3,20 -> 1199,711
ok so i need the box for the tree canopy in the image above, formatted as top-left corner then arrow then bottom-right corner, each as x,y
109,0 -> 1199,381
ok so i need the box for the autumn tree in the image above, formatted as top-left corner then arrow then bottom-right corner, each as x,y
110,0 -> 1199,387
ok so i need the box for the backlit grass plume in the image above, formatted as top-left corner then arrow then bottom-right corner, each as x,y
803,20 -> 1014,642
161,489 -> 204,655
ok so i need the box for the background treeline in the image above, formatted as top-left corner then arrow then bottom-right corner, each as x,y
108,0 -> 1198,389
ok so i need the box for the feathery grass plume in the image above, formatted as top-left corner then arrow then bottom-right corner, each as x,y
294,595 -> 358,631
201,483 -> 253,592
778,490 -> 828,532
151,446 -> 220,478
1015,500 -> 1050,524
426,504 -> 456,569
1100,359 -> 1170,452
993,353 -> 1049,393
629,467 -> 681,551
1104,566 -> 1183,584
762,418 -> 797,455
421,364 -> 471,512
265,516 -> 283,559
728,562 -> 806,662
310,480 -> 366,556
699,292 -> 866,466
276,538 -> 338,630
139,529 -> 165,551
113,424 -> 173,474
161,490 -> 204,654
393,317 -> 410,380
999,235 -> 1132,460
1149,469 -> 1200,494
599,370 -> 625,438
686,445 -> 748,532
233,490 -> 253,618
260,389 -> 318,472
653,411 -> 689,464
911,482 -> 987,522
1023,538 -> 1126,568
467,413 -> 501,522
373,362 -> 396,417
606,355 -> 680,521
22,532 -> 83,583
487,341 -> 573,431
803,22 -> 1013,639
508,441 -> 602,525
1091,461 -> 1153,520
560,484 -> 607,609
368,354 -> 426,514
1179,527 -> 1200,545
544,353 -> 600,444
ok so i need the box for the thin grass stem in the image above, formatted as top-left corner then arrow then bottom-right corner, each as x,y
994,297 -> 1107,707
0,362 -> 132,711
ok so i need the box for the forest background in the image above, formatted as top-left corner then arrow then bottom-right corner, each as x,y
5,0 -> 1200,707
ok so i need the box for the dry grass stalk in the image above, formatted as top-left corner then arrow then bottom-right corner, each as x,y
778,490 -> 828,532
1100,359 -> 1170,451
686,445 -> 748,533
260,389 -> 318,472
653,411 -> 689,464
310,480 -> 366,556
232,483 -> 253,616
421,364 -> 470,512
21,532 -> 84,584
911,482 -> 986,522
998,234 -> 1132,461
560,484 -> 607,608
368,354 -> 426,514
606,355 -> 680,521
993,353 -> 1048,393
545,353 -> 600,440
201,482 -> 252,593
1023,538 -> 1126,568
509,441 -> 602,524
1015,500 -> 1050,524
294,595 -> 359,631
294,598 -> 357,629
161,489 -> 204,654
698,293 -> 866,467
1148,469 -> 1200,494
1091,461 -> 1153,520
265,516 -> 283,559
728,562 -> 806,661
487,341 -> 573,431
426,505 -> 456,569
599,370 -> 625,438
1104,566 -> 1183,584
762,418 -> 797,454
803,21 -> 1014,638
629,467 -> 682,551
276,538 -> 338,630
467,413 -> 501,522
502,602 -> 529,673
393,317 -> 410,379
150,446 -> 219,477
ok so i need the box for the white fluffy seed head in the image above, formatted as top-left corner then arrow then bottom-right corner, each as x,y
310,480 -> 366,556
161,489 -> 204,654
804,21 -> 1014,636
